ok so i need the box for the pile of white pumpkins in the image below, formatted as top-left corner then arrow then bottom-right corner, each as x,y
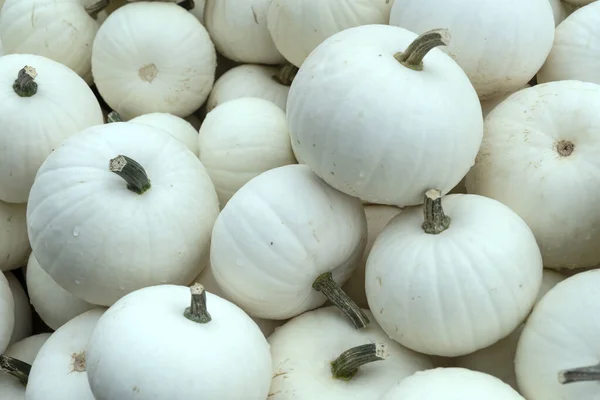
1,0 -> 600,398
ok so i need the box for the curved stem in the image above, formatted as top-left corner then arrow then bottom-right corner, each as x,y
184,283 -> 212,323
422,188 -> 450,234
109,155 -> 151,194
13,66 -> 38,97
0,354 -> 31,386
85,0 -> 109,20
312,272 -> 370,329
331,343 -> 388,381
394,29 -> 450,71
272,63 -> 299,86
106,111 -> 122,123
559,362 -> 600,384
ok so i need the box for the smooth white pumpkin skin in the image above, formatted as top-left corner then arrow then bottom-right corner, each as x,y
466,81 -> 600,269
204,0 -> 283,64
0,0 -> 101,83
0,54 -> 103,203
5,272 -> 32,345
287,24 -> 483,207
380,368 -> 525,399
0,333 -> 50,400
267,0 -> 392,67
207,64 -> 290,112
366,194 -> 543,357
26,308 -> 105,400
26,254 -> 96,331
26,122 -> 220,306
0,202 -> 29,272
515,269 -> 600,399
198,97 -> 296,206
86,284 -> 272,400
454,269 -> 565,390
480,84 -> 530,118
0,272 -> 14,352
129,113 -> 199,156
211,164 -> 367,319
343,205 -> 402,309
389,0 -> 554,100
92,2 -> 216,120
537,2 -> 600,84
268,306 -> 432,399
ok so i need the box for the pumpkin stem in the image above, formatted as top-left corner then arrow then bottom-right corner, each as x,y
394,29 -> 450,71
559,362 -> 600,384
13,66 -> 38,98
85,0 -> 109,20
422,188 -> 450,234
0,354 -> 31,386
177,0 -> 195,10
184,283 -> 212,323
106,111 -> 122,123
331,343 -> 388,381
109,155 -> 152,195
312,272 -> 370,329
272,63 -> 299,86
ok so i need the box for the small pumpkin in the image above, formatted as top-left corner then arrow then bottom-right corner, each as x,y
4,272 -> 32,345
0,333 -> 50,399
129,112 -> 200,157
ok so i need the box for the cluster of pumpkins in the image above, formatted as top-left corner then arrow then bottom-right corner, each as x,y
1,0 -> 600,399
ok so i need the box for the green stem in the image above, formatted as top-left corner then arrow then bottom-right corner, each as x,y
85,0 -> 109,20
331,343 -> 388,381
0,354 -> 31,386
394,29 -> 450,71
422,188 -> 450,234
109,155 -> 152,194
313,272 -> 370,329
559,362 -> 600,384
272,63 -> 299,86
106,111 -> 122,123
13,67 -> 38,97
184,283 -> 212,323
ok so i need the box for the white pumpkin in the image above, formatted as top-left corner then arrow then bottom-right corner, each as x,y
207,64 -> 293,112
0,272 -> 14,352
480,84 -> 530,118
268,306 -> 432,399
343,205 -> 402,309
210,164 -> 367,323
204,0 -> 283,64
366,191 -> 543,357
388,0 -> 555,100
129,113 -> 199,156
86,284 -> 272,400
380,368 -> 525,399
0,0 -> 108,84
466,81 -> 600,269
515,269 -> 600,399
91,2 -> 216,120
537,2 -> 600,84
0,54 -> 103,203
26,253 -> 96,331
198,97 -> 296,206
4,272 -> 31,345
287,25 -> 483,207
454,269 -> 565,389
0,202 -> 28,272
26,122 -> 220,306
26,308 -> 106,400
549,0 -> 568,26
0,333 -> 50,400
267,0 -> 392,67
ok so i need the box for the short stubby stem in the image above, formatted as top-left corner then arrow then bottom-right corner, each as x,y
394,29 -> 450,71
312,272 -> 370,329
422,188 -> 450,234
559,362 -> 600,384
13,66 -> 38,97
85,0 -> 110,20
0,354 -> 31,386
109,155 -> 152,194
106,111 -> 122,123
272,63 -> 299,86
184,283 -> 212,323
331,343 -> 388,381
